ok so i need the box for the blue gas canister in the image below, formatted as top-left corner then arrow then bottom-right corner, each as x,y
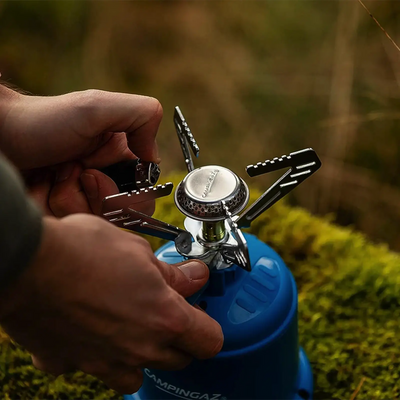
127,235 -> 313,400
101,107 -> 321,400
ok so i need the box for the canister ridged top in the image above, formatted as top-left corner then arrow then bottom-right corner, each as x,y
175,165 -> 249,221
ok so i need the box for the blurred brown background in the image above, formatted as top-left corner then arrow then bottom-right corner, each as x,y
1,0 -> 400,249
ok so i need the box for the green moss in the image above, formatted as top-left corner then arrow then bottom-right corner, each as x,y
1,172 -> 400,399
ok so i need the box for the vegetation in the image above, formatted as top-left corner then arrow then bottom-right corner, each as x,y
1,2 -> 400,399
1,1 -> 400,248
1,174 -> 400,399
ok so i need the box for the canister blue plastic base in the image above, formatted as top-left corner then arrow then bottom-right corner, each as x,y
125,348 -> 313,400
124,234 -> 313,400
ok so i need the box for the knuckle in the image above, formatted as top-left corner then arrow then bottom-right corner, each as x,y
132,236 -> 157,259
146,97 -> 163,121
134,234 -> 152,249
77,89 -> 104,107
73,89 -> 105,128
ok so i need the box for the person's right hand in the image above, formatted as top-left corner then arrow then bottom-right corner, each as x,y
0,214 -> 224,394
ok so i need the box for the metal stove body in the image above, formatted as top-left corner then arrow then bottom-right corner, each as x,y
102,107 -> 321,400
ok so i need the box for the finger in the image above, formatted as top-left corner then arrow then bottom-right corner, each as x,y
172,299 -> 224,360
97,367 -> 143,394
138,346 -> 192,371
80,169 -> 119,215
73,90 -> 163,162
81,132 -> 136,169
4,91 -> 162,169
81,169 -> 155,216
49,163 -> 92,217
194,304 -> 207,313
156,260 -> 209,298
127,112 -> 162,164
25,168 -> 53,215
31,354 -> 74,377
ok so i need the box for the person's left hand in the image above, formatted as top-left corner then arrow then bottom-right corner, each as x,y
0,87 -> 163,216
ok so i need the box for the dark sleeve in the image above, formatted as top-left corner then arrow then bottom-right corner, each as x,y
0,153 -> 43,292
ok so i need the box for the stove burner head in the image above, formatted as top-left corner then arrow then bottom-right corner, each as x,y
175,165 -> 249,222
102,106 -> 321,272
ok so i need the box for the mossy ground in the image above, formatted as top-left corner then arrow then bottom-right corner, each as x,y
1,173 -> 400,399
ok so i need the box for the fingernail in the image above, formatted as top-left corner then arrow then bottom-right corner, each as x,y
80,173 -> 98,199
178,261 -> 208,281
153,140 -> 161,164
55,163 -> 75,183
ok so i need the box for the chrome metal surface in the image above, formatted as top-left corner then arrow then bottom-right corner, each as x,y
185,166 -> 238,201
135,161 -> 161,188
175,166 -> 249,222
103,206 -> 192,253
102,183 -> 173,215
219,201 -> 251,271
174,106 -> 199,173
236,148 -> 321,228
101,105 -> 321,274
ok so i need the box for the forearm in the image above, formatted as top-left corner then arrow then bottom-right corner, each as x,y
0,152 -> 43,292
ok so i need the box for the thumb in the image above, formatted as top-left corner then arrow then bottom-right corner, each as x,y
80,169 -> 120,215
156,260 -> 209,298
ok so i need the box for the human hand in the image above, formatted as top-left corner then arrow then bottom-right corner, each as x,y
0,86 -> 163,216
0,214 -> 223,393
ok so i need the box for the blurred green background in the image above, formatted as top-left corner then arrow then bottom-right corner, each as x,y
1,0 -> 400,249
2,2 -> 400,399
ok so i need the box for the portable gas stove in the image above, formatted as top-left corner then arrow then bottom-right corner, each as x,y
102,107 -> 321,400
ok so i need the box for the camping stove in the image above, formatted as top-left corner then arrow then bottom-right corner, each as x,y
102,107 -> 321,400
